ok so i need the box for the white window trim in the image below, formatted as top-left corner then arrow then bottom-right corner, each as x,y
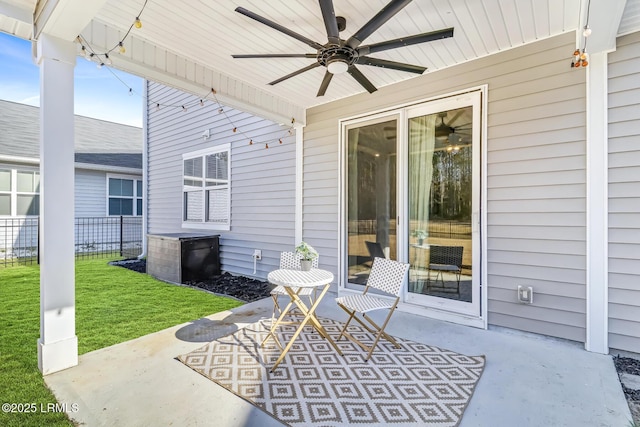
0,166 -> 40,217
181,143 -> 231,231
106,173 -> 143,217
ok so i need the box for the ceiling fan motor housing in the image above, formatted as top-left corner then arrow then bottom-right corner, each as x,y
319,45 -> 358,68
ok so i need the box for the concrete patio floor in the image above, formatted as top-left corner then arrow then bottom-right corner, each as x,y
45,294 -> 632,427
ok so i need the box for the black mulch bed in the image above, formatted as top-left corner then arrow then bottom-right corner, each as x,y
111,259 -> 274,303
615,356 -> 640,403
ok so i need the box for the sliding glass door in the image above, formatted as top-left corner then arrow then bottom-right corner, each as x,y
345,115 -> 398,286
405,94 -> 480,316
343,91 -> 481,318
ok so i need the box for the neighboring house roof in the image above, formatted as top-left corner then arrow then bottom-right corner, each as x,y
0,99 -> 142,170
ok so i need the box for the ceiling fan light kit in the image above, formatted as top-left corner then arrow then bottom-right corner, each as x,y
327,60 -> 349,74
232,0 -> 454,96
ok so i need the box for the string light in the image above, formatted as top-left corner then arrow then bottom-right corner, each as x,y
76,0 -> 296,150
572,0 -> 591,68
77,0 -> 148,69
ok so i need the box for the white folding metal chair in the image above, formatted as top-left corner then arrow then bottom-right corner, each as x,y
335,257 -> 410,360
270,251 -> 319,321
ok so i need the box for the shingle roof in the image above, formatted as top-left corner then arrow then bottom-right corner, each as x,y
0,99 -> 142,169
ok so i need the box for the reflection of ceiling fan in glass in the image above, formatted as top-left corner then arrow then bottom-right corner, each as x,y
433,111 -> 469,154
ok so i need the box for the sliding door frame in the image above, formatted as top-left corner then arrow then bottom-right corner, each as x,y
338,86 -> 488,328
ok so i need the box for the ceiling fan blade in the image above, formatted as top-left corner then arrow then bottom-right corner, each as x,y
357,56 -> 426,74
359,28 -> 454,55
317,71 -> 333,96
319,0 -> 340,45
346,0 -> 413,48
235,7 -> 324,50
347,66 -> 377,93
232,53 -> 317,59
268,63 -> 321,86
445,110 -> 465,126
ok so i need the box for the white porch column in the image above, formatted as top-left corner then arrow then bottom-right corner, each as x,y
585,51 -> 609,354
294,122 -> 304,244
36,34 -> 78,374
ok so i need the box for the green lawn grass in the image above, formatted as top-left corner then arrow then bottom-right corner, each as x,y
0,259 -> 243,427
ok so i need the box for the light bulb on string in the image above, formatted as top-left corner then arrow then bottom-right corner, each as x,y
119,42 -> 126,54
104,53 -> 112,65
155,103 -> 160,111
128,88 -> 133,96
182,105 -> 187,112
580,51 -> 588,61
199,99 -> 204,106
265,143 -> 269,149
134,17 -> 142,29
583,25 -> 592,37
233,127 -> 237,133
279,139 -> 283,144
249,139 -> 253,145
97,62 -> 104,69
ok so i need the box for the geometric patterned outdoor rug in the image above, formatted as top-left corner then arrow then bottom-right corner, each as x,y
177,317 -> 485,427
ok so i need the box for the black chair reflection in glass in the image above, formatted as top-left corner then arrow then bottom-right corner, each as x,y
427,245 -> 463,294
365,241 -> 387,263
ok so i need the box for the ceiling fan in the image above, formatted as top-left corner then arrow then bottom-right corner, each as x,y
232,0 -> 454,97
435,111 -> 470,140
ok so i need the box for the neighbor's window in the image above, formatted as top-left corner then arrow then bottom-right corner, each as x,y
0,169 -> 11,215
182,144 -> 230,229
108,176 -> 142,216
0,169 -> 40,216
16,170 -> 40,216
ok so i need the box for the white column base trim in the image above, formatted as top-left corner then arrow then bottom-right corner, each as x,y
38,336 -> 78,375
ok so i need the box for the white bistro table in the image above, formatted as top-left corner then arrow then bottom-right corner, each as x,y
264,268 -> 343,371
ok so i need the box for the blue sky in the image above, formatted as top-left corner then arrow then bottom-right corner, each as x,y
0,32 -> 143,127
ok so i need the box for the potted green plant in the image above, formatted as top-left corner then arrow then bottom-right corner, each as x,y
295,241 -> 318,271
412,230 -> 428,246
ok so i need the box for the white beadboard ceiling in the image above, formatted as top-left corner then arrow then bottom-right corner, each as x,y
1,0 -> 639,112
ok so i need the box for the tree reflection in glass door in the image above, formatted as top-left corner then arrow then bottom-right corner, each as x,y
408,106 -> 473,302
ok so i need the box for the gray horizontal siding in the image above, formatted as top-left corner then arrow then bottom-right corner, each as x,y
608,31 -> 640,354
74,170 -> 107,217
305,32 -> 587,341
146,81 -> 297,278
